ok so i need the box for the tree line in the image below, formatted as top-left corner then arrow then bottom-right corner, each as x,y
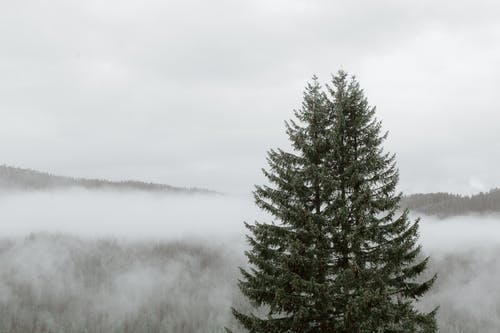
401,189 -> 500,218
0,165 -> 215,194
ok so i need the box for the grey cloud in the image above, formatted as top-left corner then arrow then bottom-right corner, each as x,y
1,0 -> 500,193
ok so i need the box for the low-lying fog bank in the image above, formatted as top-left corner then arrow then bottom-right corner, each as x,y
0,190 -> 255,240
0,190 -> 499,332
418,214 -> 500,253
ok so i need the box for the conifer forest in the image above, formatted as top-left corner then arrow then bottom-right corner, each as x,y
2,1 -> 500,332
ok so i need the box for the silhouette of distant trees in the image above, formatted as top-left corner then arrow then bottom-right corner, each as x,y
401,189 -> 500,218
0,165 -> 215,194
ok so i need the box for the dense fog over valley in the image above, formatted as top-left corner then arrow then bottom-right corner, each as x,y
0,189 -> 499,248
0,189 -> 499,332
0,190 -> 250,240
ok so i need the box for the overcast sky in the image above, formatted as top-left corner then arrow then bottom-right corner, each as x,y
1,0 -> 500,195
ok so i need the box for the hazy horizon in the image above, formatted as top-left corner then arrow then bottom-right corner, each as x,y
4,164 -> 500,196
1,188 -> 498,251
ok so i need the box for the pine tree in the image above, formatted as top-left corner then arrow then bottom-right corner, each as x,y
228,71 -> 437,333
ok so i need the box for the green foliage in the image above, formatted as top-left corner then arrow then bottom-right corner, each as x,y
230,71 -> 437,332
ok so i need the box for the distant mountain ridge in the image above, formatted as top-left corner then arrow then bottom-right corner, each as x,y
401,189 -> 500,218
0,165 -> 216,194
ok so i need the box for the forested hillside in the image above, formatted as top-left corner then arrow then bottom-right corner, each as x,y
0,165 -> 215,194
402,189 -> 500,218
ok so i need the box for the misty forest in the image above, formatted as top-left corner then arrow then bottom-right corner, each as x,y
2,1 -> 500,333
2,74 -> 500,333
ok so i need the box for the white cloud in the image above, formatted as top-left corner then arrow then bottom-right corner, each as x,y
1,0 -> 500,193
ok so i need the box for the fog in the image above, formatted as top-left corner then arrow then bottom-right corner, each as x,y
0,190 -> 499,332
0,234 -> 245,332
3,189 -> 499,250
0,190 -> 255,240
416,215 -> 500,332
418,214 -> 500,253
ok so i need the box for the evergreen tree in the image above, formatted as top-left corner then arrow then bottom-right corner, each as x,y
228,71 -> 437,332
